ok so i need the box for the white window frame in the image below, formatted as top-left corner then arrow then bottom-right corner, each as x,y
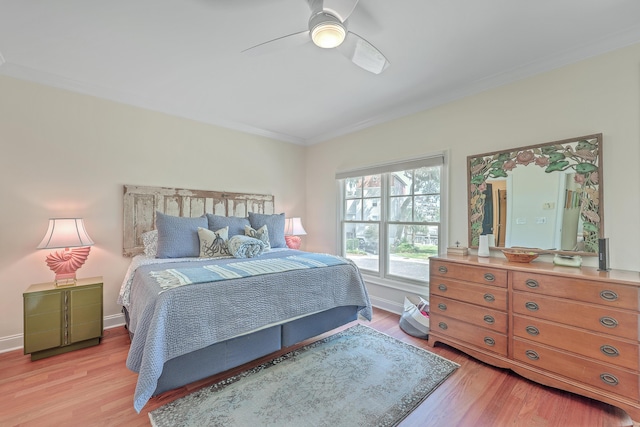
336,152 -> 448,288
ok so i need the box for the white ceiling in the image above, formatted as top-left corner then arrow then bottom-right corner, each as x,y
2,0 -> 640,145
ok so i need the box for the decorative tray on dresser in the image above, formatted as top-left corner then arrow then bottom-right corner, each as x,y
428,255 -> 640,422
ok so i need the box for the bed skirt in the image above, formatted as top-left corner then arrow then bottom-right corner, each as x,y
123,305 -> 359,395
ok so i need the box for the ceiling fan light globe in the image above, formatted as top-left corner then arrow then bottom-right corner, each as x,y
311,22 -> 346,48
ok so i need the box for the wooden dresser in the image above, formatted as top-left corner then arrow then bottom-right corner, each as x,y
428,255 -> 640,422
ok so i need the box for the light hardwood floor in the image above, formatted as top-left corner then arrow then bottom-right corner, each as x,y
0,307 -> 634,427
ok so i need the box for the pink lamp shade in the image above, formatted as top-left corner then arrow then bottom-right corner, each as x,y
37,218 -> 94,286
284,217 -> 307,250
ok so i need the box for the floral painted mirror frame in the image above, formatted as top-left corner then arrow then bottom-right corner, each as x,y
467,133 -> 603,255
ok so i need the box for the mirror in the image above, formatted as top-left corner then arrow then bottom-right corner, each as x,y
467,133 -> 603,256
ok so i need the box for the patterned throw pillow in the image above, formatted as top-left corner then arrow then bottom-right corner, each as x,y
198,227 -> 231,258
247,212 -> 286,248
245,224 -> 270,250
141,229 -> 158,257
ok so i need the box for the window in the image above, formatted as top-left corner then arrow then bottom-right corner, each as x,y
338,155 -> 446,284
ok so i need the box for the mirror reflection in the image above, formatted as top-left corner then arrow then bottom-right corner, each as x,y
467,134 -> 602,255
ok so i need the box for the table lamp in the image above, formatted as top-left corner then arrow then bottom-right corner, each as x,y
37,218 -> 94,286
284,217 -> 307,250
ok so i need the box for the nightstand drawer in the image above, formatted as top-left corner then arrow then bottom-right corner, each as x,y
430,313 -> 507,356
513,315 -> 638,370
431,295 -> 507,333
512,292 -> 639,340
430,278 -> 507,310
430,260 -> 507,287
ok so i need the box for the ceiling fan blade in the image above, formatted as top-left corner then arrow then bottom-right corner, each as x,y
242,30 -> 310,56
307,0 -> 324,14
322,0 -> 359,22
337,32 -> 390,74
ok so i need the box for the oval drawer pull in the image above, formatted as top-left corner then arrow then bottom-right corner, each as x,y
600,345 -> 620,357
525,301 -> 539,311
484,337 -> 495,346
437,303 -> 447,311
600,373 -> 619,386
438,265 -> 448,274
483,293 -> 495,303
484,273 -> 495,282
600,290 -> 618,302
525,279 -> 539,288
438,284 -> 448,292
599,316 -> 619,328
438,322 -> 448,330
525,326 -> 540,336
483,315 -> 495,325
525,350 -> 539,361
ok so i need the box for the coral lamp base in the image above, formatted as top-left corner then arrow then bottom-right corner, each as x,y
285,235 -> 302,250
45,246 -> 91,287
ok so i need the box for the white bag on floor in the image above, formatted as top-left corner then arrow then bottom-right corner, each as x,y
399,296 -> 430,339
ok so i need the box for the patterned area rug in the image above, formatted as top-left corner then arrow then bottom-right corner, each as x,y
149,324 -> 458,427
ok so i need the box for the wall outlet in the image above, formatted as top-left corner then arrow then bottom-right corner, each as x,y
516,218 -> 527,225
543,202 -> 555,210
536,217 -> 547,224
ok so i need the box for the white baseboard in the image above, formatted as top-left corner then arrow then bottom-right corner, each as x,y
0,334 -> 23,354
0,312 -> 127,354
370,295 -> 403,315
105,312 -> 126,329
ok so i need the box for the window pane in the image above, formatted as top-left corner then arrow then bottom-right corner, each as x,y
363,175 -> 381,197
388,224 -> 439,281
345,199 -> 362,221
413,166 -> 441,194
389,196 -> 412,221
345,177 -> 362,198
390,171 -> 412,196
344,222 -> 379,273
415,195 -> 440,222
363,198 -> 380,221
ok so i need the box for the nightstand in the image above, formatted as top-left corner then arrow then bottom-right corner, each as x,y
23,276 -> 103,361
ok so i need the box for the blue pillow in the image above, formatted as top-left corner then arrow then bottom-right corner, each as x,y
206,214 -> 251,237
155,212 -> 207,258
248,212 -> 286,248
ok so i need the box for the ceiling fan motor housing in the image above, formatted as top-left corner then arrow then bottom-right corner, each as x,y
309,12 -> 346,48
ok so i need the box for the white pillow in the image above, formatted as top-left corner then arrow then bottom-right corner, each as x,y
245,224 -> 270,250
198,227 -> 231,258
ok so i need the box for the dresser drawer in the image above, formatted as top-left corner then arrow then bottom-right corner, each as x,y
431,260 -> 507,287
430,278 -> 507,310
512,292 -> 639,340
513,315 -> 638,370
512,271 -> 639,310
430,313 -> 507,356
513,338 -> 639,401
431,295 -> 507,333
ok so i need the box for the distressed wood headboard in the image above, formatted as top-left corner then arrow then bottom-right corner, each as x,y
123,185 -> 275,257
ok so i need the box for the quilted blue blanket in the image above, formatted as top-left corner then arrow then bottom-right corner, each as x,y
124,250 -> 371,413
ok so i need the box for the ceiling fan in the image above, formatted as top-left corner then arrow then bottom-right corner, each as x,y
242,0 -> 390,74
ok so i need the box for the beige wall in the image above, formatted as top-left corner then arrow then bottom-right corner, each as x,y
305,43 -> 640,278
0,76 -> 306,342
2,41 -> 639,347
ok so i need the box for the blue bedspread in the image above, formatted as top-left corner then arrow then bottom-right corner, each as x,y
124,249 -> 371,412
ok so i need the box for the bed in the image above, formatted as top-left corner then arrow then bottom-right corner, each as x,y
119,185 -> 372,413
